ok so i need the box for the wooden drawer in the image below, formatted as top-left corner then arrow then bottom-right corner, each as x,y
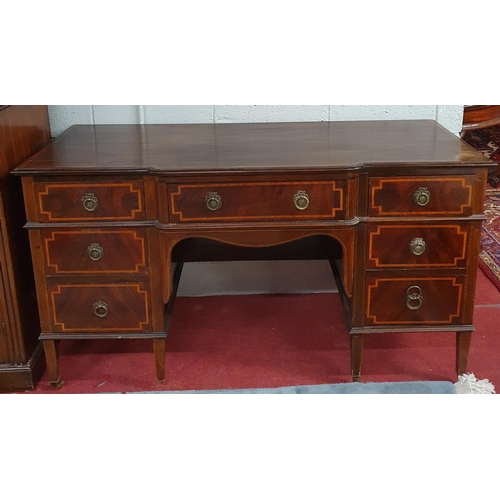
42,229 -> 148,275
365,276 -> 466,326
366,223 -> 468,269
168,181 -> 345,222
369,176 -> 474,217
48,283 -> 151,333
34,181 -> 145,222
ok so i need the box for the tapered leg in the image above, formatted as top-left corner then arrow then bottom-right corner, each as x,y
351,334 -> 363,382
456,331 -> 472,375
43,339 -> 64,388
153,339 -> 165,383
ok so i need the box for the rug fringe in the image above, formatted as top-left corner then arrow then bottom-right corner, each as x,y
455,373 -> 496,394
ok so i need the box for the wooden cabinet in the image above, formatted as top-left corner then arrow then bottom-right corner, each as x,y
0,105 -> 51,391
12,120 -> 497,387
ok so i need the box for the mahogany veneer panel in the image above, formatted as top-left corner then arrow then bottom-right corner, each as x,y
366,223 -> 469,269
365,276 -> 466,326
49,283 -> 150,333
168,181 -> 345,222
369,176 -> 474,217
42,229 -> 148,276
34,181 -> 144,222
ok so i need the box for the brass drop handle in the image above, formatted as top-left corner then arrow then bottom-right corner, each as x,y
87,243 -> 104,261
82,193 -> 99,212
409,238 -> 426,256
93,301 -> 109,318
293,190 -> 309,210
413,187 -> 430,207
406,286 -> 423,311
206,192 -> 222,211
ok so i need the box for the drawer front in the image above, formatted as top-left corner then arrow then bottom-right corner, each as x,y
42,229 -> 148,275
369,176 -> 474,217
49,283 -> 150,332
365,276 -> 466,326
34,181 -> 145,222
168,181 -> 345,222
366,223 -> 468,269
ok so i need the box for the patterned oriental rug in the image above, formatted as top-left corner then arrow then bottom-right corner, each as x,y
462,125 -> 500,290
480,189 -> 500,291
461,125 -> 500,162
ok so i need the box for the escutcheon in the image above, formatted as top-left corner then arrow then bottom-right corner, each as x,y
293,190 -> 309,210
413,187 -> 430,207
87,243 -> 104,261
409,237 -> 426,256
205,192 -> 222,211
93,301 -> 109,318
82,193 -> 99,212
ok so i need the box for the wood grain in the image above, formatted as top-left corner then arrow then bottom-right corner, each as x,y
12,120 -> 492,175
0,106 -> 51,391
13,120 -> 495,385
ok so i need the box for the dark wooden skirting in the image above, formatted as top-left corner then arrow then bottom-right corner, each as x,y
0,341 -> 45,392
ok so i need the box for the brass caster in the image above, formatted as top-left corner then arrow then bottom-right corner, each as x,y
50,378 -> 65,389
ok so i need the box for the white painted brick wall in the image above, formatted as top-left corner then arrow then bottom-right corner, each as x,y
46,105 -> 465,295
49,105 -> 464,136
214,105 -> 330,123
144,105 -> 214,124
92,105 -> 141,125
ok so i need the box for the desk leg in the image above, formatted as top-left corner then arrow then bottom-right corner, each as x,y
43,339 -> 64,388
456,331 -> 472,375
153,339 -> 165,383
154,261 -> 183,383
351,334 -> 363,382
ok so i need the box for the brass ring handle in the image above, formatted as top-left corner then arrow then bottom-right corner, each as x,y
293,190 -> 309,210
206,192 -> 222,211
413,187 -> 430,207
409,238 -> 426,256
82,193 -> 99,212
406,285 -> 423,311
87,243 -> 104,261
93,301 -> 109,318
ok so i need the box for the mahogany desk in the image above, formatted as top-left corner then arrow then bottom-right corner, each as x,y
12,120 -> 497,387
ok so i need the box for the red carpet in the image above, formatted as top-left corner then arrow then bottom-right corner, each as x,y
27,266 -> 500,394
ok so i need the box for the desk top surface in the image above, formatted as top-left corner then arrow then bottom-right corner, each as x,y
14,120 -> 493,175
